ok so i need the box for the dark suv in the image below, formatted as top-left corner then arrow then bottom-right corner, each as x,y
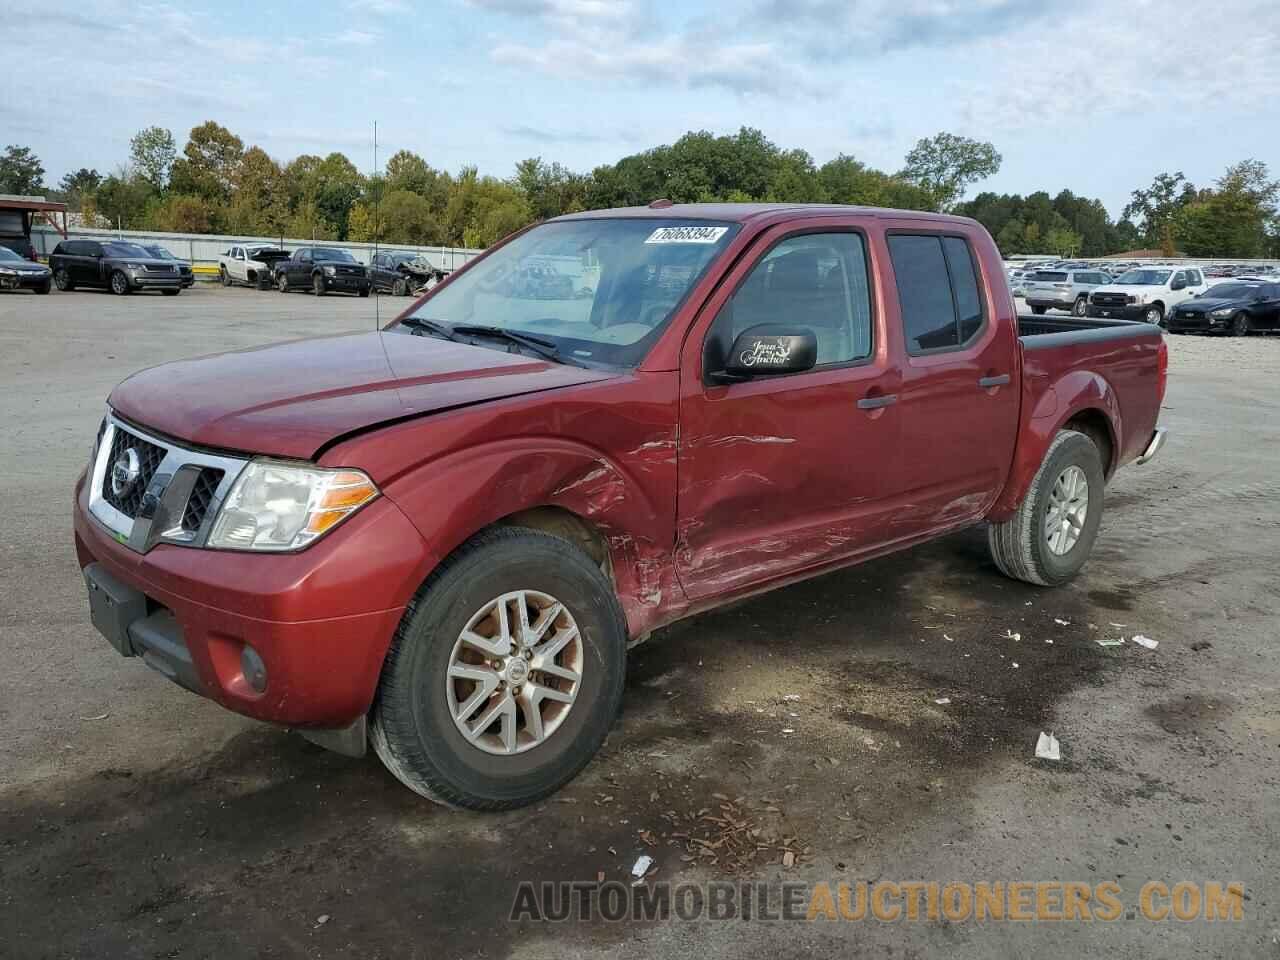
275,246 -> 370,297
50,240 -> 186,295
141,244 -> 195,288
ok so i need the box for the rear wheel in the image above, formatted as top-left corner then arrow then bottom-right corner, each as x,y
109,271 -> 130,296
1072,296 -> 1088,317
313,273 -> 325,296
1231,312 -> 1250,337
54,268 -> 74,291
987,429 -> 1105,587
370,527 -> 627,809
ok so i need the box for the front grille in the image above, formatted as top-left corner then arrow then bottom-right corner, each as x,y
145,264 -> 175,273
101,427 -> 166,518
1092,293 -> 1129,307
181,468 -> 224,533
336,265 -> 362,276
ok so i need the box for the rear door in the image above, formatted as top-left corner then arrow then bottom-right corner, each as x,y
676,220 -> 904,600
74,242 -> 102,285
881,228 -> 1020,538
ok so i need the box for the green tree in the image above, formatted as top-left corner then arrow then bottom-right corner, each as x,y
1174,160 -> 1279,257
380,189 -> 445,244
0,145 -> 46,194
148,194 -> 216,233
57,168 -> 103,210
169,121 -> 244,205
94,172 -> 155,229
1123,171 -> 1196,250
899,132 -> 1001,211
228,146 -> 288,235
514,157 -> 591,220
129,127 -> 177,190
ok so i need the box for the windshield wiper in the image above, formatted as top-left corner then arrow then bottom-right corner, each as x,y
450,324 -> 583,367
396,316 -> 458,341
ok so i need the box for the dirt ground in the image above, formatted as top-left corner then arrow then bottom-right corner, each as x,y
1,286 -> 1277,959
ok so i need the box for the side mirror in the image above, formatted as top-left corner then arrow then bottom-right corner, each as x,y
1171,279 -> 1186,291
718,327 -> 818,380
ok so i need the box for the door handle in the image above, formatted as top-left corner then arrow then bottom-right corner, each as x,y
978,374 -> 1011,388
857,394 -> 899,410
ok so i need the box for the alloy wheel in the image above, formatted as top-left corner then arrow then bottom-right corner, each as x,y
1044,465 -> 1089,555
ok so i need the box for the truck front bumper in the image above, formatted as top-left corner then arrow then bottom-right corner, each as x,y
73,472 -> 430,733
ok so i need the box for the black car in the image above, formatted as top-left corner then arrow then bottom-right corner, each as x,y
1167,281 -> 1280,336
276,247 -> 370,297
0,245 -> 52,293
49,239 -> 185,295
369,250 -> 439,296
141,244 -> 195,288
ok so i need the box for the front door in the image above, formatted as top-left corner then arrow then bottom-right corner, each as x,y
880,228 -> 1019,538
676,224 -> 903,601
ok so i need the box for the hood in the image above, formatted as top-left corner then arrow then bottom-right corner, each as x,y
2,260 -> 49,273
247,249 -> 290,264
109,331 -> 616,459
1178,296 -> 1245,312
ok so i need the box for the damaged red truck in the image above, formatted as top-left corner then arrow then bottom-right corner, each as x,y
75,203 -> 1168,809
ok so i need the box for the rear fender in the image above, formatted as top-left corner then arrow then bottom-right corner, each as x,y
380,437 -> 679,637
988,369 -> 1121,521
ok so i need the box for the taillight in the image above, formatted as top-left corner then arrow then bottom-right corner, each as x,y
1156,336 -> 1168,409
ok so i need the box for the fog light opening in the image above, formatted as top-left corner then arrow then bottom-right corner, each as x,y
241,645 -> 268,693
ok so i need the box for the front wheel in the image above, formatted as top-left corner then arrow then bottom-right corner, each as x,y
277,272 -> 289,293
392,278 -> 407,297
1072,296 -> 1088,317
54,268 -> 74,291
1143,305 -> 1164,326
220,267 -> 231,287
358,285 -> 370,298
370,527 -> 627,810
37,278 -> 52,295
162,288 -> 180,296
1030,305 -> 1047,315
313,273 -> 325,296
1231,312 -> 1250,337
987,429 -> 1105,587
109,271 -> 130,295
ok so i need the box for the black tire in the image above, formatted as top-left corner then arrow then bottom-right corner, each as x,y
392,278 -> 408,297
109,270 -> 130,296
54,268 -> 74,291
37,278 -> 51,295
987,429 -> 1105,587
370,527 -> 627,810
277,272 -> 289,293
358,285 -> 370,298
1143,304 -> 1164,326
313,273 -> 326,296
1231,312 -> 1250,337
1031,305 -> 1047,315
162,288 -> 180,296
220,267 -> 231,287
1072,296 -> 1088,317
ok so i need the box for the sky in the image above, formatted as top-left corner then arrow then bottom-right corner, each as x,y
4,0 -> 1278,218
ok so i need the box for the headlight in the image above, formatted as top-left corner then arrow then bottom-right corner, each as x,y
0,267 -> 16,276
1210,308 -> 1233,318
125,262 -> 144,270
323,265 -> 336,277
88,416 -> 107,470
207,460 -> 378,552
1128,293 -> 1144,304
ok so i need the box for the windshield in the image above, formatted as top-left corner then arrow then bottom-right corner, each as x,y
104,242 -> 152,258
146,246 -> 177,259
401,218 -> 738,367
1032,271 -> 1068,281
1115,269 -> 1171,285
0,247 -> 25,262
314,248 -> 355,262
1205,283 -> 1258,299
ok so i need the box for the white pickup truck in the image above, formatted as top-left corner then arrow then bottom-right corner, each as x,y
218,245 -> 291,289
1086,265 -> 1208,326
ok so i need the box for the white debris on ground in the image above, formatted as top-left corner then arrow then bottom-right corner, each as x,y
1035,732 -> 1061,761
1132,634 -> 1159,650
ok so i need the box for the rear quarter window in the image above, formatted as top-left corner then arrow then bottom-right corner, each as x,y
888,234 -> 986,354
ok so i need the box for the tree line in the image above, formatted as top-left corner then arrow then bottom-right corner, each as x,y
1,123 -> 1275,258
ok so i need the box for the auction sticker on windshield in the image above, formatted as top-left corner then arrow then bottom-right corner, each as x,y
645,225 -> 729,244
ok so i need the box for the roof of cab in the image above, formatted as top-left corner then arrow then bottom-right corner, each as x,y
550,202 -> 977,227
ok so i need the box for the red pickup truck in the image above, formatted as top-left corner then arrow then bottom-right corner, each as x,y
75,203 -> 1168,809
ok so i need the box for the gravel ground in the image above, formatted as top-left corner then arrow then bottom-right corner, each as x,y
1,286 -> 1277,959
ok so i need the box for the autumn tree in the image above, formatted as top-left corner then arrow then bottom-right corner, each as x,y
129,127 -> 177,190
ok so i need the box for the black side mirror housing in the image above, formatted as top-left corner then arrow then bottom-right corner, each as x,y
715,327 -> 818,381
1171,280 -> 1186,291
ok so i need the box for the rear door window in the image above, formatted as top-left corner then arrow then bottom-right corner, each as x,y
889,234 -> 986,354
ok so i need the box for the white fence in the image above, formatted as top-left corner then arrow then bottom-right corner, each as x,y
29,225 -> 482,273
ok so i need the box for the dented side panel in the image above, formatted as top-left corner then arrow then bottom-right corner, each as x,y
319,373 -> 684,638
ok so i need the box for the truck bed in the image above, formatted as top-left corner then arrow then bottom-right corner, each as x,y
1017,315 -> 1157,348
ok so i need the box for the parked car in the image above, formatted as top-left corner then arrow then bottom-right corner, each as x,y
370,250 -> 439,296
275,247 -> 370,296
141,244 -> 195,288
1023,268 -> 1111,316
1167,280 -> 1280,335
49,239 -> 185,295
1087,265 -> 1208,325
0,244 -> 52,293
218,245 -> 291,289
0,235 -> 39,261
75,203 -> 1168,809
